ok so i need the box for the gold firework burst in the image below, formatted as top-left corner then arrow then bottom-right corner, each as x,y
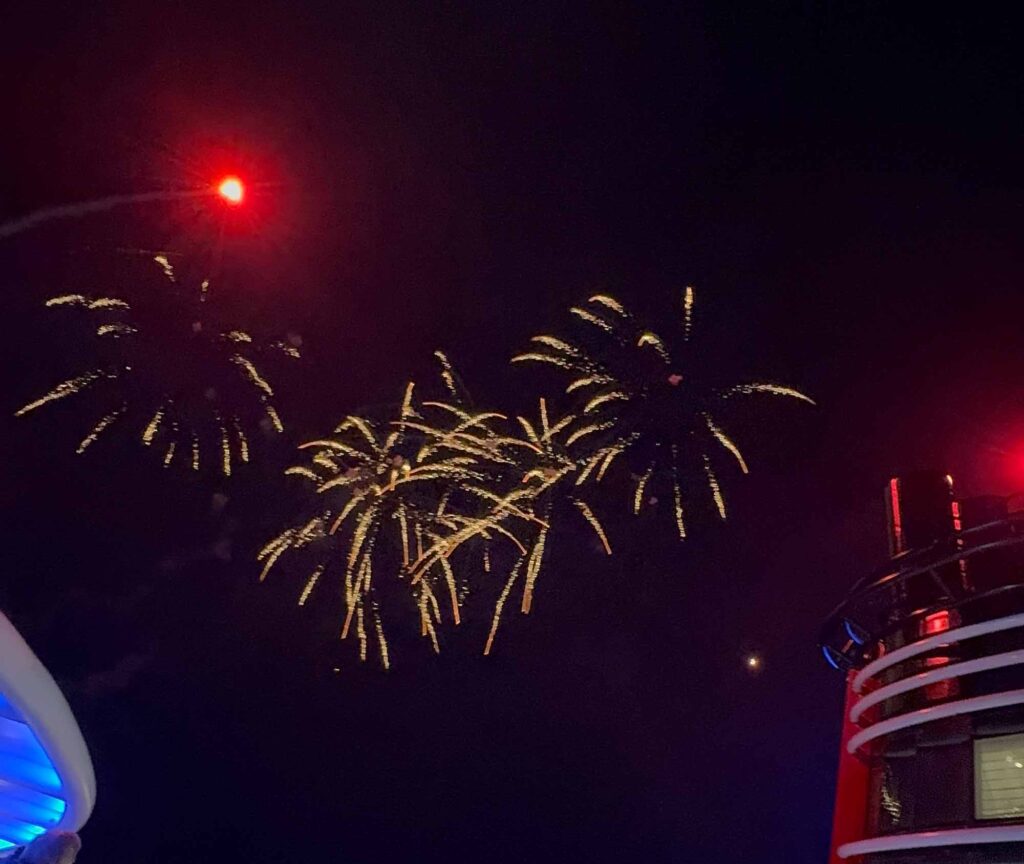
260,381 -> 517,668
15,255 -> 298,475
512,288 -> 813,537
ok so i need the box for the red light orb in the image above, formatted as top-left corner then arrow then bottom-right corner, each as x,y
217,176 -> 244,205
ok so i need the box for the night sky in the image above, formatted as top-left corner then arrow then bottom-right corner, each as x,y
2,4 -> 1024,862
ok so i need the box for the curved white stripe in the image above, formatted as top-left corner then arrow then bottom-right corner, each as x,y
850,648 -> 1024,722
839,825 -> 1024,857
853,611 -> 1024,693
0,613 -> 95,834
848,687 -> 1024,753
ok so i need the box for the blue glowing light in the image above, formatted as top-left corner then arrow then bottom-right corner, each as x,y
0,689 -> 67,851
844,619 -> 866,646
822,645 -> 841,670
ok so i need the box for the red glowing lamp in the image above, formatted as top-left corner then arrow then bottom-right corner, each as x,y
217,175 -> 244,205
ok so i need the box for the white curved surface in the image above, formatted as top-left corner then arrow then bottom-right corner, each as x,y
853,611 -> 1024,693
0,611 -> 95,846
838,824 -> 1024,857
850,648 -> 1024,722
848,687 -> 1024,753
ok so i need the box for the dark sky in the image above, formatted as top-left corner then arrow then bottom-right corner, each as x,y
2,3 -> 1024,862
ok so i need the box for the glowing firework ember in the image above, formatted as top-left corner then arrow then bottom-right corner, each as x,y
217,176 -> 245,205
259,379 -> 522,667
14,254 -> 297,474
512,289 -> 814,538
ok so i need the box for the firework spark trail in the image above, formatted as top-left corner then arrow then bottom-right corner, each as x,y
565,420 -> 613,447
76,405 -> 127,453
265,405 -> 284,433
463,485 -> 549,527
572,499 -> 612,554
234,418 -> 250,462
575,440 -> 631,486
372,605 -> 390,670
673,477 -> 686,538
566,374 -> 612,393
14,370 -> 108,416
634,464 -> 654,514
220,421 -> 232,476
570,306 -> 615,333
588,294 -> 627,316
683,285 -> 695,340
726,383 -> 816,404
703,453 -> 726,519
142,407 -> 165,445
484,558 -> 524,655
407,507 -> 531,582
637,331 -> 671,363
298,565 -> 325,606
154,255 -> 176,282
520,518 -> 550,614
704,414 -> 749,473
434,350 -> 460,399
232,355 -> 274,397
0,189 -> 213,239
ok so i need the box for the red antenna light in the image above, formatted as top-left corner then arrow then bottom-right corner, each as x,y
217,176 -> 244,205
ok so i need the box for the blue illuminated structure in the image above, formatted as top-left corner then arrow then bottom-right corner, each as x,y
0,611 -> 95,856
